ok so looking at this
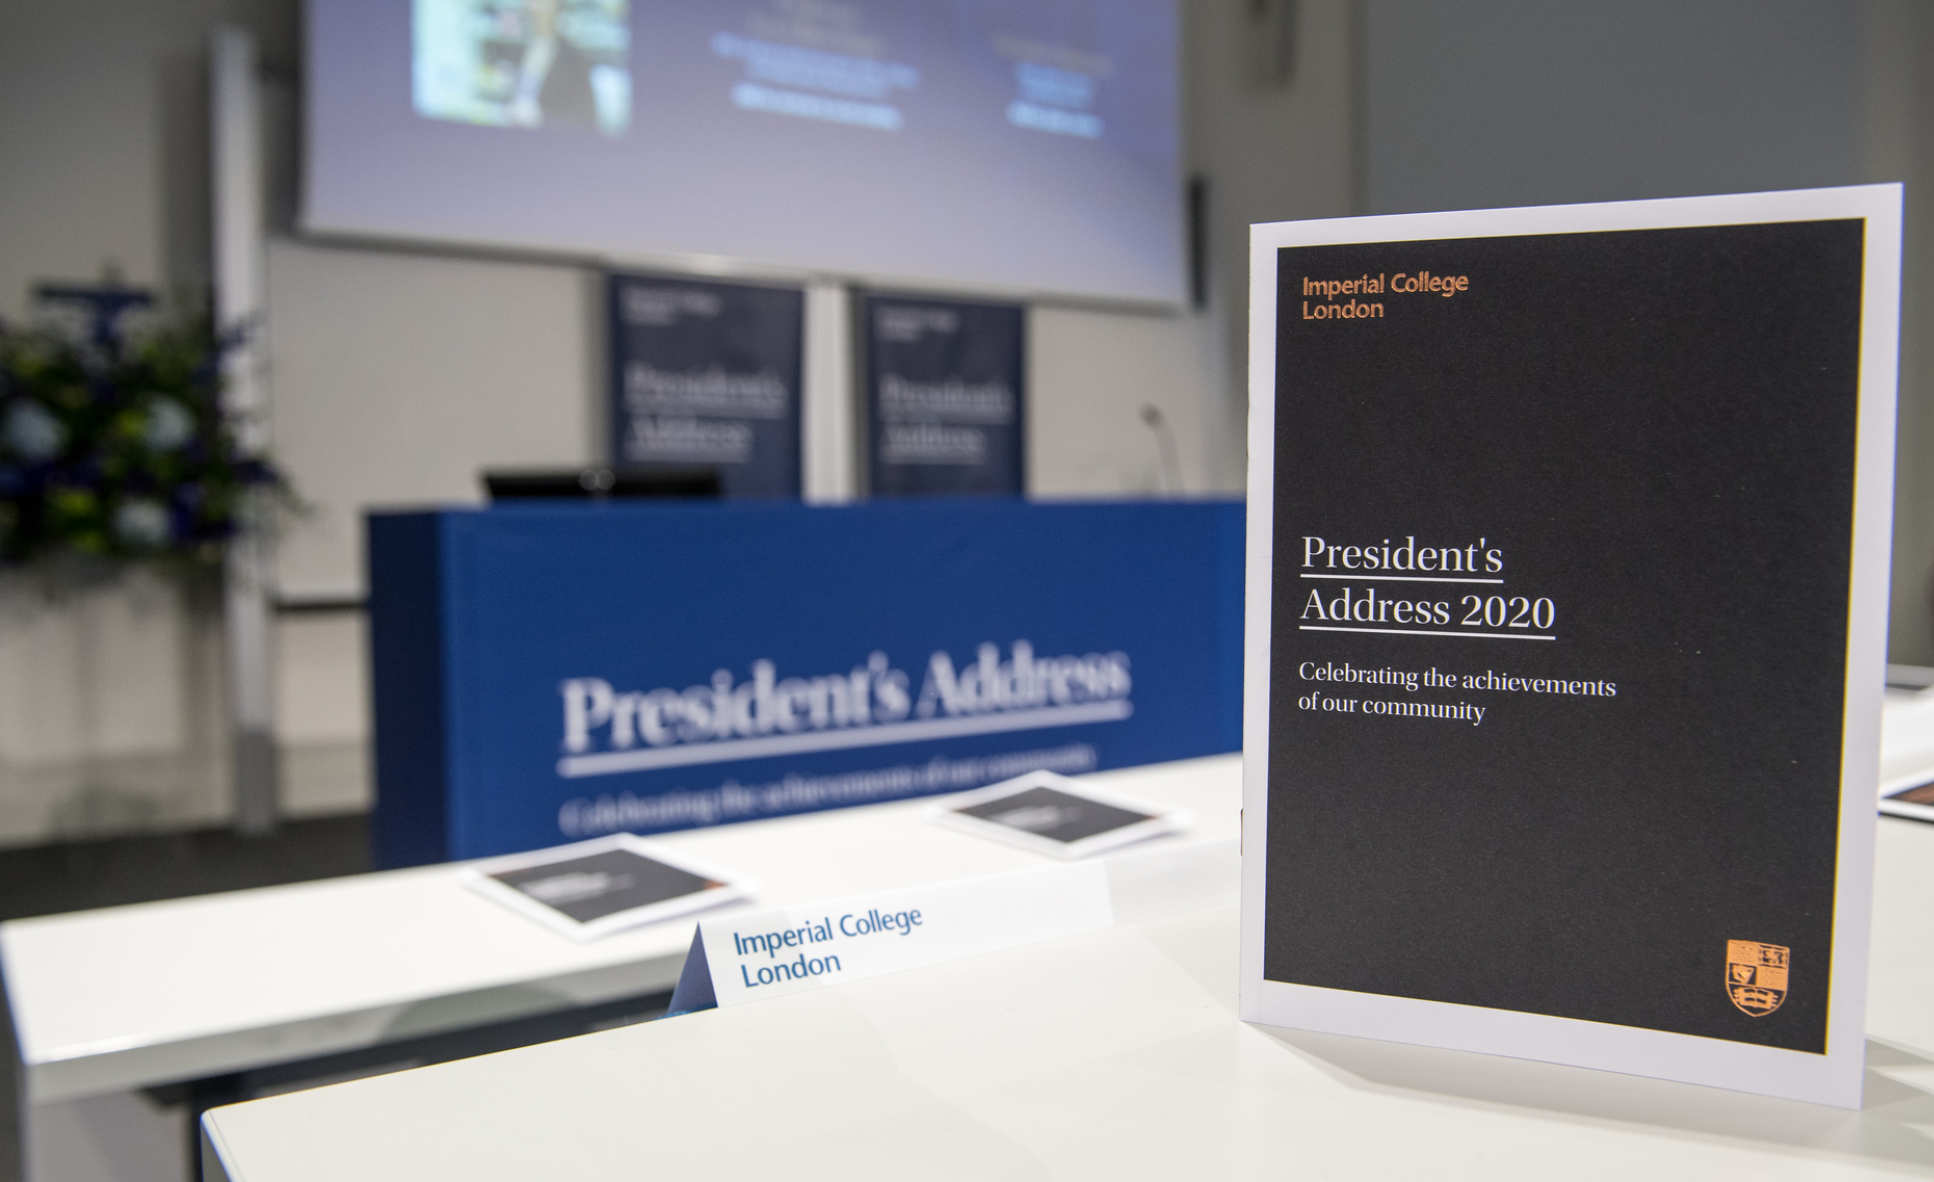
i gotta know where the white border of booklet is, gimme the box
[1240,185,1900,1108]
[931,770,1192,859]
[462,834,754,941]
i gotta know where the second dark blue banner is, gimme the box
[862,294,1026,497]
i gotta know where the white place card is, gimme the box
[677,862,1113,1010]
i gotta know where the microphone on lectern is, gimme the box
[1140,403,1182,496]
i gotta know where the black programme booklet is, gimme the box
[1239,186,1900,1107]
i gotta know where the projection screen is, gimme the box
[304,0,1184,305]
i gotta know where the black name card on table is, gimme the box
[1239,187,1901,1107]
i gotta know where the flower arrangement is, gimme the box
[0,294,285,572]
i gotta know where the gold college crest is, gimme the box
[1726,940,1789,1016]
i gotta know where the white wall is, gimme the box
[1864,1,1934,665]
[1360,0,1934,663]
[0,0,296,321]
[266,242,601,599]
[1185,0,1361,490]
[1363,1,1863,213]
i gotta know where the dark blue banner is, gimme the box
[368,501,1241,866]
[607,273,803,497]
[863,295,1025,497]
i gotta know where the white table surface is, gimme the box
[2,754,1241,1104]
[201,816,1934,1182]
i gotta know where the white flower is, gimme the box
[113,499,171,547]
[3,402,66,461]
[143,397,196,451]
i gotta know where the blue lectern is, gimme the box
[368,500,1242,866]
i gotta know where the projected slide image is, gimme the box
[413,0,632,135]
[310,0,1185,303]
[716,0,917,132]
[963,1,1117,142]
[1002,46,1106,139]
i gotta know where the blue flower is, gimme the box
[234,457,279,485]
[3,402,66,461]
[143,397,196,451]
